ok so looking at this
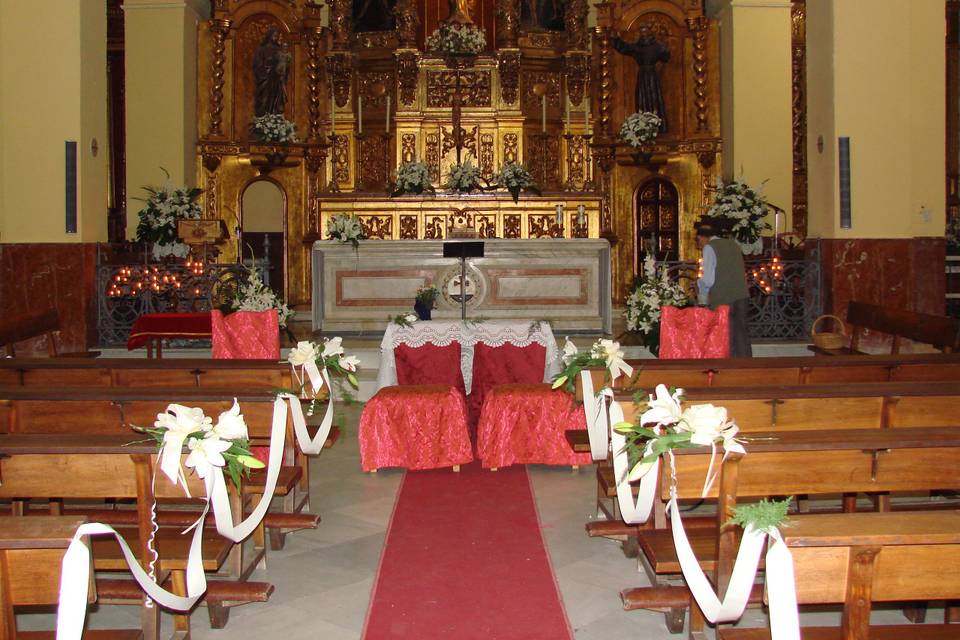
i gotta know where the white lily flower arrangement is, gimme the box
[389,313,418,327]
[444,160,483,193]
[393,161,435,196]
[287,337,360,390]
[625,255,688,356]
[614,383,744,482]
[552,337,634,393]
[704,176,772,255]
[426,22,486,56]
[251,113,298,144]
[134,169,202,261]
[227,268,295,328]
[495,162,540,203]
[619,111,662,148]
[133,400,264,492]
[327,213,366,248]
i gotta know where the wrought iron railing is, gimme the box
[659,248,821,341]
[96,245,248,346]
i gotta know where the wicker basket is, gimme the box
[811,314,847,350]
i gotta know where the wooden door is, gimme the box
[635,178,679,266]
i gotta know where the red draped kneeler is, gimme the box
[395,342,466,392]
[358,385,474,472]
[658,305,731,359]
[476,383,593,469]
[211,309,280,360]
[468,342,546,424]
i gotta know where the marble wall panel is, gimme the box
[817,237,946,352]
[0,243,98,355]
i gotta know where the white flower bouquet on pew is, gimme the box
[551,337,633,394]
[132,400,263,491]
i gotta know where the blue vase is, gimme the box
[414,299,432,321]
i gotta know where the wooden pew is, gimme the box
[0,358,297,389]
[717,511,960,640]
[810,301,960,355]
[618,428,960,635]
[573,352,960,400]
[0,434,274,638]
[0,309,99,359]
[0,516,141,640]
[0,387,336,550]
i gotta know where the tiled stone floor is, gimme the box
[18,402,940,638]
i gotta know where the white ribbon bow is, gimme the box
[579,369,613,461]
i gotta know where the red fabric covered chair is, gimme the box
[475,383,593,469]
[211,309,280,360]
[394,342,466,394]
[658,305,731,359]
[359,384,473,472]
[467,342,546,423]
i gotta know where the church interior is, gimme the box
[1,0,960,638]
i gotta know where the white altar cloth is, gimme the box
[376,319,562,393]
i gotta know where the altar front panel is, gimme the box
[312,239,611,334]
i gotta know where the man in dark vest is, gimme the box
[695,218,752,357]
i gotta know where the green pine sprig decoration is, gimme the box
[726,497,792,535]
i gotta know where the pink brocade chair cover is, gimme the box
[468,342,547,423]
[358,384,474,472]
[211,309,280,360]
[658,305,731,359]
[394,342,466,394]
[475,384,593,469]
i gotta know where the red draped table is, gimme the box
[359,385,473,472]
[658,305,730,359]
[476,384,593,469]
[126,312,212,358]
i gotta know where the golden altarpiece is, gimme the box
[194,0,720,309]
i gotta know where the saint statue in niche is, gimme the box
[612,25,671,133]
[520,0,564,31]
[352,0,397,31]
[252,28,291,117]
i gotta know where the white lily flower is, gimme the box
[338,355,361,372]
[155,404,212,434]
[287,341,318,367]
[404,313,418,324]
[596,339,634,381]
[561,337,578,364]
[678,404,731,446]
[321,336,344,358]
[184,433,232,479]
[640,384,683,427]
[213,399,248,441]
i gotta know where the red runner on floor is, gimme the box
[362,463,574,639]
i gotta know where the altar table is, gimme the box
[376,320,562,394]
[126,312,212,358]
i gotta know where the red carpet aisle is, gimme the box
[362,463,574,639]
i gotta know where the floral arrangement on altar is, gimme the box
[392,161,435,196]
[445,160,482,193]
[495,162,540,203]
[426,22,486,56]
[389,313,418,327]
[704,177,772,255]
[134,170,202,260]
[615,384,744,482]
[251,113,297,144]
[619,111,662,148]
[327,213,366,248]
[552,338,633,394]
[134,401,263,491]
[624,255,689,356]
[227,267,295,328]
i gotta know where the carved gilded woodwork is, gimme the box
[791,0,807,237]
[564,134,587,190]
[525,133,560,190]
[503,133,519,163]
[442,125,479,160]
[326,54,352,108]
[564,0,589,50]
[564,54,589,107]
[528,215,563,239]
[496,0,520,48]
[479,133,495,181]
[425,215,445,239]
[497,51,521,105]
[358,72,395,108]
[687,16,709,133]
[396,51,419,106]
[596,26,613,138]
[395,0,419,47]
[401,133,417,162]
[399,215,418,238]
[208,19,231,137]
[304,26,324,141]
[503,214,521,238]
[333,134,350,185]
[330,0,351,46]
[358,134,389,190]
[425,133,441,181]
[521,71,561,110]
[427,70,492,108]
[358,214,393,239]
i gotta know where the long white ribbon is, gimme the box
[56,396,291,639]
[610,400,661,524]
[579,370,612,461]
[291,364,335,455]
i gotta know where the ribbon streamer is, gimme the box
[290,364,335,455]
[610,400,660,524]
[57,396,291,638]
[579,370,612,461]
